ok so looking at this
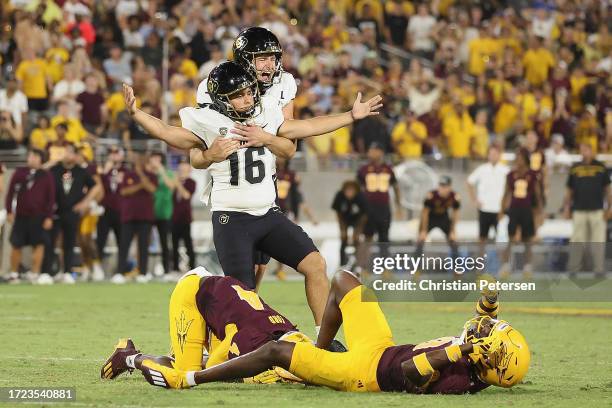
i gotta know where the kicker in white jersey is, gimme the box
[196,71,297,108]
[179,98,285,216]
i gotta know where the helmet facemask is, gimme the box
[213,80,261,121]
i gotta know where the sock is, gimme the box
[186,371,197,387]
[315,326,320,337]
[125,353,140,369]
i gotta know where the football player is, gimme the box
[194,27,298,285]
[415,175,461,264]
[122,61,381,330]
[138,270,530,394]
[196,27,296,120]
[101,266,310,382]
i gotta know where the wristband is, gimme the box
[413,353,434,376]
[444,344,462,363]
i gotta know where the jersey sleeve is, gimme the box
[424,192,435,208]
[179,107,213,148]
[280,72,298,107]
[467,165,481,186]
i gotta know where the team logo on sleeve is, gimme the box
[175,311,194,354]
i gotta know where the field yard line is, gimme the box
[422,304,612,317]
[1,356,104,362]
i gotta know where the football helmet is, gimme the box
[461,316,530,388]
[232,27,283,90]
[207,61,260,121]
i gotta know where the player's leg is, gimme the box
[212,211,257,288]
[117,222,135,274]
[32,244,45,274]
[257,211,328,325]
[61,214,79,274]
[96,211,110,258]
[316,269,362,349]
[136,221,152,275]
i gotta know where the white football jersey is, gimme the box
[179,98,286,216]
[196,71,297,109]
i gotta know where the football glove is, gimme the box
[140,359,190,389]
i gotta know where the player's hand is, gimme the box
[42,217,53,230]
[244,369,283,384]
[140,359,190,389]
[231,124,272,147]
[122,83,137,116]
[208,137,242,162]
[351,92,383,121]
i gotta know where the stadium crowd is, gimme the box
[0,0,610,282]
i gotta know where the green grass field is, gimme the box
[1,281,611,408]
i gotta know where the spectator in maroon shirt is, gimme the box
[171,161,196,272]
[5,149,55,282]
[97,146,126,261]
[113,153,157,283]
[357,142,401,244]
[76,74,107,135]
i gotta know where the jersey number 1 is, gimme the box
[229,147,266,186]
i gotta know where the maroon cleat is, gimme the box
[101,338,140,379]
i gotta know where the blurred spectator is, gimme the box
[5,149,54,284]
[467,145,509,255]
[357,142,401,246]
[97,147,125,262]
[114,153,157,283]
[0,77,28,126]
[341,28,369,68]
[407,3,436,59]
[416,176,460,261]
[522,36,556,87]
[564,143,611,277]
[76,74,107,135]
[407,73,442,117]
[352,115,389,154]
[471,109,489,159]
[44,143,100,283]
[103,45,132,84]
[391,108,426,159]
[51,100,88,144]
[0,110,23,149]
[332,180,367,266]
[443,100,474,159]
[15,48,52,112]
[30,115,56,150]
[172,161,196,273]
[198,46,225,81]
[149,152,174,275]
[52,64,85,103]
[545,134,572,171]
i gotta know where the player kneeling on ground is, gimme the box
[101,267,310,384]
[139,270,530,394]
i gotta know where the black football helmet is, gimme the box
[232,27,283,90]
[207,61,260,121]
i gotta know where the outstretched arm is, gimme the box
[123,84,203,150]
[190,137,242,169]
[278,93,383,140]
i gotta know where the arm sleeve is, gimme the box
[179,107,212,148]
[423,192,434,208]
[5,172,17,212]
[45,172,56,218]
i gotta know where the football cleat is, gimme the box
[140,359,189,389]
[101,338,140,380]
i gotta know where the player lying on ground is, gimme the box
[139,270,530,393]
[101,267,315,384]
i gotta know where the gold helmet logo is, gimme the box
[207,78,219,94]
[234,36,247,50]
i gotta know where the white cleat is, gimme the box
[135,273,152,283]
[111,273,127,284]
[36,273,54,285]
[92,263,105,282]
[61,273,76,284]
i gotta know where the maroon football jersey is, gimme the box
[521,147,546,174]
[195,276,297,358]
[101,165,126,211]
[376,337,489,394]
[357,162,397,205]
[424,190,460,217]
[275,168,296,214]
[507,170,538,208]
